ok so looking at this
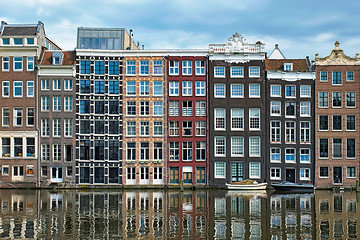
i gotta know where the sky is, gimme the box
[1,0,360,59]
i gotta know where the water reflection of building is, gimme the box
[316,191,359,239]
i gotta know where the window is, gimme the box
[195,121,206,136]
[2,38,9,45]
[300,168,310,180]
[231,84,244,98]
[14,57,23,71]
[153,81,163,96]
[26,108,34,126]
[332,71,342,85]
[214,162,227,179]
[300,85,311,97]
[270,121,281,143]
[195,81,205,96]
[249,108,260,130]
[41,144,50,161]
[169,142,180,160]
[270,168,281,180]
[109,61,119,75]
[319,92,329,107]
[153,60,163,75]
[231,66,244,77]
[64,96,73,111]
[169,101,179,116]
[153,121,163,136]
[2,138,10,157]
[27,81,34,97]
[271,85,281,97]
[13,108,23,126]
[53,96,61,111]
[215,136,226,156]
[140,122,150,136]
[127,122,136,136]
[14,81,23,97]
[195,60,205,75]
[41,119,49,136]
[2,81,9,97]
[80,100,90,114]
[270,148,281,163]
[14,38,23,45]
[126,143,136,161]
[126,81,136,96]
[95,100,105,114]
[127,101,136,116]
[347,167,356,178]
[94,80,105,94]
[214,66,225,77]
[285,85,296,98]
[249,137,260,157]
[27,57,34,71]
[140,101,150,116]
[109,100,119,114]
[140,60,149,75]
[140,142,150,161]
[80,80,90,93]
[347,115,356,131]
[183,142,193,161]
[182,81,192,96]
[195,101,206,116]
[285,148,296,162]
[320,71,328,81]
[214,84,225,98]
[2,108,10,126]
[285,102,295,117]
[14,138,23,157]
[140,81,149,96]
[231,137,244,157]
[333,115,342,131]
[182,60,192,75]
[285,121,296,143]
[300,102,311,116]
[231,108,244,130]
[214,108,226,130]
[249,162,260,178]
[109,120,119,135]
[109,80,119,94]
[319,138,329,158]
[169,121,179,136]
[53,119,61,137]
[196,142,206,161]
[64,119,73,137]
[169,81,179,96]
[347,138,356,158]
[283,63,293,71]
[320,167,329,178]
[249,84,260,98]
[169,60,179,75]
[182,101,193,116]
[346,92,356,107]
[270,101,281,116]
[319,115,329,130]
[41,79,49,90]
[249,66,260,77]
[80,60,90,74]
[95,61,105,74]
[333,138,342,158]
[300,149,310,163]
[183,121,193,136]
[2,57,9,71]
[347,71,354,81]
[126,61,136,75]
[153,101,163,116]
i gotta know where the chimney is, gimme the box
[142,45,144,50]
[129,29,133,50]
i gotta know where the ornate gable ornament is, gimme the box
[315,41,359,66]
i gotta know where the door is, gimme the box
[232,162,244,182]
[333,167,343,184]
[12,166,24,181]
[285,168,295,183]
[51,167,63,183]
[183,172,192,184]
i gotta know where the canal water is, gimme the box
[0,189,358,239]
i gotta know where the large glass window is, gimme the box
[94,81,105,94]
[126,61,136,75]
[2,81,10,97]
[109,61,119,75]
[285,102,295,117]
[95,61,105,74]
[109,80,119,94]
[140,60,149,75]
[333,138,342,158]
[333,115,342,131]
[270,148,281,163]
[231,137,244,157]
[249,84,260,98]
[182,101,192,116]
[80,60,91,74]
[80,80,90,93]
[285,85,296,98]
[249,108,260,130]
[231,108,244,130]
[300,121,310,143]
[285,148,296,162]
[196,142,206,161]
[182,142,193,161]
[215,108,226,130]
[249,66,260,77]
[169,142,180,161]
[14,57,23,71]
[332,71,342,85]
[270,101,281,116]
[13,108,23,126]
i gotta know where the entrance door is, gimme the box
[232,162,244,182]
[51,167,63,183]
[285,168,295,182]
[12,166,24,181]
[333,167,343,184]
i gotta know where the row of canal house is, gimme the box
[0,22,359,189]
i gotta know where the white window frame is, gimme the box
[53,119,61,137]
[249,136,260,157]
[126,122,136,137]
[249,66,260,78]
[230,66,244,78]
[182,81,192,96]
[249,108,260,130]
[300,168,310,180]
[270,101,281,116]
[64,96,73,112]
[169,60,179,75]
[270,120,281,143]
[300,121,311,143]
[13,81,23,97]
[64,79,73,91]
[27,56,34,71]
[153,81,163,96]
[153,101,163,116]
[271,85,281,97]
[64,119,73,137]
[300,85,311,97]
[195,81,206,96]
[169,81,179,96]
[270,168,281,180]
[214,136,226,157]
[214,66,225,78]
[214,108,226,130]
[214,84,225,98]
[195,60,205,75]
[231,84,244,98]
[195,101,206,116]
[300,102,311,117]
[249,84,260,98]
[285,148,296,163]
[27,81,34,97]
[285,121,296,143]
[300,148,311,163]
[53,96,61,111]
[214,162,226,178]
[126,61,136,76]
[2,81,10,97]
[41,119,49,137]
[231,108,244,131]
[2,57,10,71]
[13,57,23,71]
[53,79,61,91]
[249,162,261,179]
[182,60,192,75]
[231,136,244,157]
[270,148,281,163]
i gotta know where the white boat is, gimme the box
[226,182,268,190]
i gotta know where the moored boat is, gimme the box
[271,181,314,192]
[226,180,268,190]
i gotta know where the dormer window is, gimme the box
[54,57,60,65]
[27,38,34,45]
[52,51,64,65]
[2,38,10,45]
[14,38,23,45]
[283,63,293,71]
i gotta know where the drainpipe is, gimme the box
[36,63,40,188]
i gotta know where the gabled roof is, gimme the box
[40,51,75,66]
[268,44,286,59]
[266,59,310,72]
[1,26,38,36]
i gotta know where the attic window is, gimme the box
[52,51,64,65]
[14,38,23,45]
[2,38,10,45]
[284,63,293,71]
[53,56,60,65]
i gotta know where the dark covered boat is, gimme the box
[271,181,314,192]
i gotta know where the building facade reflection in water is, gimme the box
[0,189,359,239]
